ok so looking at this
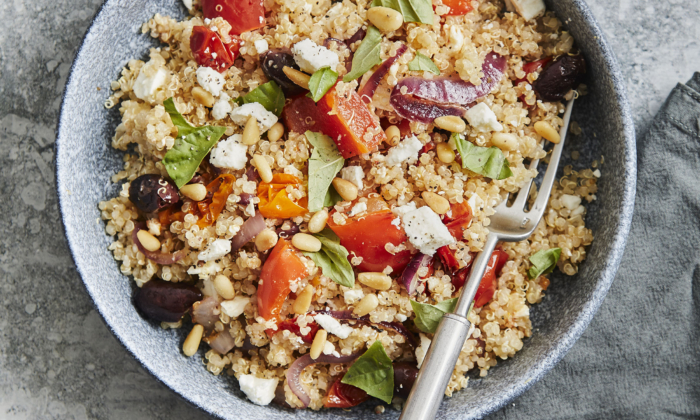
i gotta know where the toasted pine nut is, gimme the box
[192,86,215,107]
[308,210,329,233]
[434,116,467,133]
[310,329,328,359]
[283,66,310,90]
[385,125,401,146]
[293,285,314,315]
[292,233,322,252]
[267,122,285,142]
[331,178,358,202]
[242,116,260,145]
[358,272,392,291]
[183,324,204,357]
[436,142,455,163]
[136,230,161,252]
[491,133,519,151]
[534,121,561,144]
[367,7,404,33]
[214,275,235,300]
[180,183,207,201]
[252,154,273,183]
[255,228,278,252]
[354,293,379,317]
[422,191,450,215]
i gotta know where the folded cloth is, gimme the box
[488,75,700,419]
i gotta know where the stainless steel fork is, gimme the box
[400,98,576,420]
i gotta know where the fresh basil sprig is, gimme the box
[303,228,355,288]
[343,26,383,82]
[453,133,513,180]
[341,341,394,404]
[370,0,434,24]
[305,131,345,212]
[408,51,440,75]
[527,248,562,279]
[234,81,285,116]
[307,67,338,102]
[410,298,459,334]
[162,98,227,188]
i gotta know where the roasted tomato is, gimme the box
[201,0,266,36]
[471,249,509,308]
[441,0,474,16]
[197,174,235,228]
[273,318,320,343]
[281,94,320,134]
[323,375,369,408]
[190,26,236,72]
[437,245,461,272]
[516,57,552,84]
[257,174,308,219]
[443,201,473,241]
[257,239,308,320]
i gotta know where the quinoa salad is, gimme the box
[100,0,596,410]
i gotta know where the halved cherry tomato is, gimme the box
[437,245,461,272]
[201,0,266,36]
[443,201,473,241]
[323,375,369,408]
[516,57,553,84]
[257,174,308,219]
[190,26,236,72]
[197,174,235,228]
[456,249,508,308]
[269,317,320,343]
[257,238,308,320]
[441,0,474,16]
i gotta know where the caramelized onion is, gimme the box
[401,253,433,295]
[287,353,361,407]
[205,328,237,354]
[132,223,186,265]
[358,44,408,104]
[230,211,266,252]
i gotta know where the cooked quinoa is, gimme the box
[100,0,596,410]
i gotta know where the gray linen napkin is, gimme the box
[489,74,700,419]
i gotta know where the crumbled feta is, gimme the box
[571,205,586,217]
[340,166,364,190]
[467,194,482,217]
[395,314,407,322]
[198,239,231,261]
[560,194,582,210]
[385,135,422,166]
[349,202,367,217]
[391,217,401,227]
[209,134,248,170]
[220,296,250,318]
[238,374,278,406]
[344,288,365,305]
[508,0,546,21]
[447,25,464,52]
[196,66,225,97]
[593,169,601,178]
[402,206,455,256]
[392,202,417,218]
[133,60,167,103]
[465,103,503,133]
[182,0,193,11]
[322,341,336,355]
[416,334,432,369]
[291,39,340,73]
[314,314,354,339]
[211,92,232,120]
[254,39,269,54]
[229,102,278,133]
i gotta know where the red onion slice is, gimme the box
[230,211,266,252]
[205,328,237,354]
[287,352,361,408]
[192,296,221,331]
[401,253,433,296]
[313,310,418,347]
[358,44,407,104]
[132,223,186,265]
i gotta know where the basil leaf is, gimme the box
[453,133,513,180]
[163,98,227,188]
[306,67,338,102]
[370,0,433,24]
[234,81,285,116]
[408,52,440,75]
[410,298,458,334]
[306,131,345,212]
[303,228,355,288]
[527,248,562,279]
[343,26,383,82]
[341,341,394,404]
[323,184,343,207]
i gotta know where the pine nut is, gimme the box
[283,66,310,90]
[491,133,519,151]
[292,233,322,252]
[255,228,278,252]
[331,178,358,202]
[434,116,466,133]
[422,191,450,215]
[192,86,215,107]
[252,154,273,183]
[214,274,235,300]
[353,293,379,317]
[310,329,328,359]
[267,122,285,142]
[136,230,161,252]
[308,210,329,233]
[180,183,207,201]
[242,115,260,145]
[293,285,314,315]
[358,272,392,291]
[385,125,401,146]
[534,121,561,143]
[367,7,404,33]
[183,324,204,357]
[436,142,455,163]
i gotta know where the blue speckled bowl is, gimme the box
[55,0,636,418]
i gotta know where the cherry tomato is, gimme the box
[257,238,308,320]
[441,0,474,16]
[323,375,369,408]
[201,0,266,36]
[437,246,460,272]
[197,174,235,228]
[516,57,553,84]
[274,318,320,343]
[472,249,509,308]
[443,201,473,241]
[257,174,308,219]
[190,26,235,72]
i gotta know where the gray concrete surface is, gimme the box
[1,0,698,419]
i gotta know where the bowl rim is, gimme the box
[55,0,636,418]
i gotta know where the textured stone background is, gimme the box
[1,0,699,419]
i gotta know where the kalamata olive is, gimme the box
[533,54,587,102]
[134,279,202,322]
[238,193,254,206]
[260,49,306,96]
[393,362,419,399]
[128,174,180,213]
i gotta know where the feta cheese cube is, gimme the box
[509,0,546,21]
[198,239,231,261]
[402,206,455,256]
[313,314,354,339]
[465,103,503,133]
[209,134,248,170]
[385,135,422,166]
[291,39,340,73]
[349,202,367,217]
[343,288,365,305]
[392,202,417,218]
[196,66,225,97]
[229,102,278,133]
[238,374,278,406]
[220,296,250,318]
[560,194,582,210]
[211,92,232,120]
[182,0,193,11]
[322,341,336,355]
[340,166,364,190]
[133,60,167,103]
[254,39,269,54]
[415,334,432,369]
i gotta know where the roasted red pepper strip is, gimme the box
[201,0,266,36]
[323,375,369,408]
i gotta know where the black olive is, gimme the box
[134,279,203,323]
[260,49,306,96]
[533,54,587,102]
[128,174,180,213]
[393,362,419,399]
